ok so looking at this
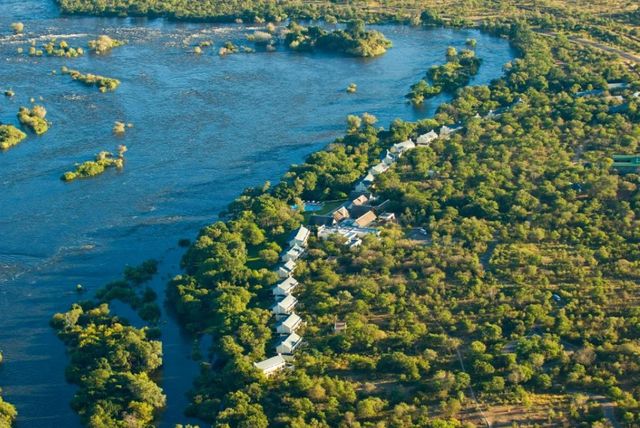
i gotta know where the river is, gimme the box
[0,1,515,426]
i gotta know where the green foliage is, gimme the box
[0,125,27,150]
[61,149,125,181]
[407,79,442,106]
[285,20,392,57]
[0,396,17,427]
[428,48,481,92]
[95,260,161,324]
[17,105,49,135]
[51,303,165,427]
[0,351,17,427]
[61,66,121,92]
[164,18,640,427]
[406,47,482,105]
[32,38,84,57]
[88,35,125,54]
[48,1,640,425]
[10,22,24,34]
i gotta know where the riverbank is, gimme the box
[0,8,515,426]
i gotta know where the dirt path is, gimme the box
[590,394,622,428]
[538,31,640,65]
[453,346,493,427]
[571,37,640,64]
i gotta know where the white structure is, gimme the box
[439,125,462,138]
[277,312,303,334]
[355,172,375,193]
[290,225,310,248]
[276,333,303,355]
[369,162,390,176]
[281,244,305,263]
[382,151,395,166]
[390,139,416,156]
[273,294,297,315]
[607,82,628,90]
[278,260,296,278]
[378,212,396,223]
[273,277,298,297]
[417,130,438,146]
[254,354,286,376]
[347,236,362,248]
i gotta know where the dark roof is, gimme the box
[309,215,335,226]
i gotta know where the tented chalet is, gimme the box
[355,172,375,193]
[289,225,310,248]
[277,260,296,278]
[276,333,303,355]
[369,162,390,176]
[273,277,298,297]
[276,312,303,335]
[254,354,287,376]
[390,139,416,156]
[281,244,305,263]
[439,125,462,138]
[272,294,297,315]
[417,130,438,145]
[378,212,396,223]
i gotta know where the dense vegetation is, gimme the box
[88,35,125,55]
[22,38,84,57]
[0,125,27,150]
[61,146,126,181]
[285,20,391,57]
[160,17,640,427]
[51,303,165,427]
[95,260,162,325]
[0,352,17,428]
[17,105,49,135]
[0,393,16,428]
[407,47,482,106]
[43,0,640,426]
[61,66,121,92]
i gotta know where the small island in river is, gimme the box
[285,20,392,57]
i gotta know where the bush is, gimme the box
[0,124,27,150]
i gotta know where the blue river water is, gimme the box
[0,1,516,426]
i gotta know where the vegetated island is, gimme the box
[218,40,255,56]
[0,367,17,427]
[51,302,165,427]
[0,124,27,150]
[17,105,49,135]
[407,47,482,106]
[285,20,392,57]
[61,145,126,181]
[20,38,84,58]
[88,34,125,54]
[53,258,164,426]
[61,66,121,92]
[95,259,162,326]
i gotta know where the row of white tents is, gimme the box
[354,126,460,193]
[254,226,310,376]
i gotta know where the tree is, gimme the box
[10,22,24,34]
[357,397,386,419]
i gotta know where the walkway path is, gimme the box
[538,31,640,65]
